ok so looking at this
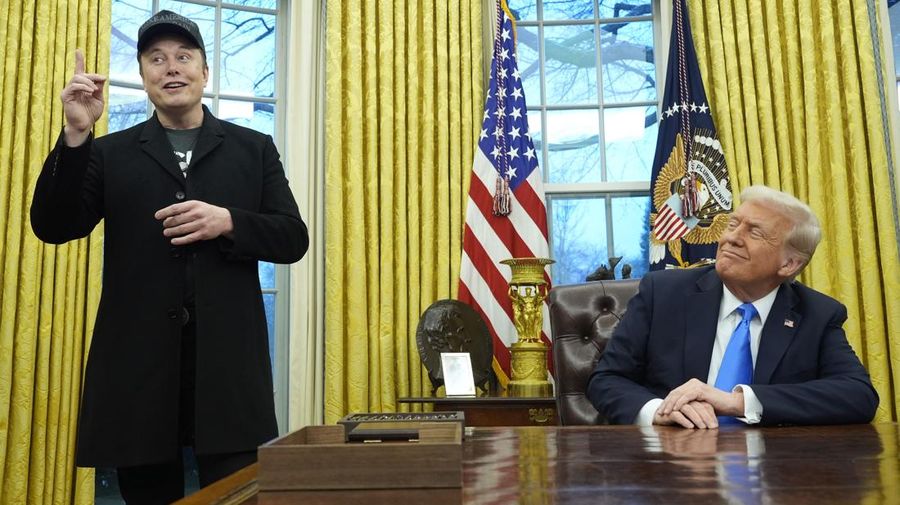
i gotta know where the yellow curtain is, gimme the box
[323,0,484,422]
[687,0,900,421]
[0,1,109,503]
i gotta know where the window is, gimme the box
[507,0,660,284]
[100,0,284,501]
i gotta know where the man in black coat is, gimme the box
[30,10,308,504]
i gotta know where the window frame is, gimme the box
[509,0,664,283]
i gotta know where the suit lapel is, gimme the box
[683,268,723,381]
[754,282,800,384]
[139,114,185,186]
[138,106,225,184]
[189,106,225,170]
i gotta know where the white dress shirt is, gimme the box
[634,285,780,426]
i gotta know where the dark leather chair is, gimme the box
[548,278,640,425]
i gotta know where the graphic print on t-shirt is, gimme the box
[175,149,193,177]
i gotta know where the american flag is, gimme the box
[457,1,551,386]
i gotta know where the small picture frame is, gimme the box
[441,352,476,397]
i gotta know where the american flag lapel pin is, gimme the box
[784,319,795,328]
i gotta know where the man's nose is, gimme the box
[722,226,743,244]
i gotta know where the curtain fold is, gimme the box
[324,0,484,422]
[687,0,900,421]
[0,1,109,503]
[285,0,326,430]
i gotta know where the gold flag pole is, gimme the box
[501,257,554,397]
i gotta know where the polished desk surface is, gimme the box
[178,423,900,505]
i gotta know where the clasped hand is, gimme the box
[155,201,234,245]
[653,378,745,429]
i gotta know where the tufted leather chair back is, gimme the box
[548,278,640,425]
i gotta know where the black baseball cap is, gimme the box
[137,10,205,58]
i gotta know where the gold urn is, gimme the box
[500,257,554,398]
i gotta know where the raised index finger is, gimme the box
[74,49,85,75]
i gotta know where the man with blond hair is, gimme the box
[588,185,877,427]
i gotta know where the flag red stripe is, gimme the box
[468,174,537,258]
[463,224,516,322]
[511,181,548,241]
[663,220,689,240]
[656,208,689,240]
[458,282,510,372]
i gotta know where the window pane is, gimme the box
[111,0,151,85]
[517,25,542,107]
[549,195,608,285]
[108,86,148,133]
[221,8,277,97]
[218,100,275,136]
[598,0,652,19]
[603,105,657,181]
[158,0,216,93]
[546,109,600,183]
[259,261,275,289]
[611,195,650,279]
[263,293,276,379]
[543,0,594,21]
[506,0,537,21]
[544,25,597,105]
[225,0,278,9]
[600,20,656,103]
[516,26,541,110]
[96,468,120,503]
[528,108,544,161]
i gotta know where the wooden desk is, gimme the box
[177,423,900,505]
[399,395,557,426]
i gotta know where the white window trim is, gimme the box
[284,0,326,430]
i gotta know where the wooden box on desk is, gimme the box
[257,423,462,496]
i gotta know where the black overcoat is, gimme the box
[31,106,309,467]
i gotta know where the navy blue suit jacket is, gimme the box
[587,266,878,426]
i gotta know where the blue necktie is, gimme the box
[715,303,757,425]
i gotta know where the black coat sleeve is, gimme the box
[221,135,309,264]
[30,132,104,244]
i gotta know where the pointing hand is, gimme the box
[60,49,107,146]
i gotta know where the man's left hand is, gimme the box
[659,378,745,418]
[155,200,234,245]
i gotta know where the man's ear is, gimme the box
[778,253,805,279]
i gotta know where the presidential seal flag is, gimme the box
[457,0,551,386]
[649,0,732,270]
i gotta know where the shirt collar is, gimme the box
[719,284,780,326]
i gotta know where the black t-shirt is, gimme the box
[165,127,201,177]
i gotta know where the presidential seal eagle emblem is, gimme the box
[650,128,732,267]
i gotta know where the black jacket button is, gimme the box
[170,247,182,258]
[167,309,179,319]
[175,191,186,200]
